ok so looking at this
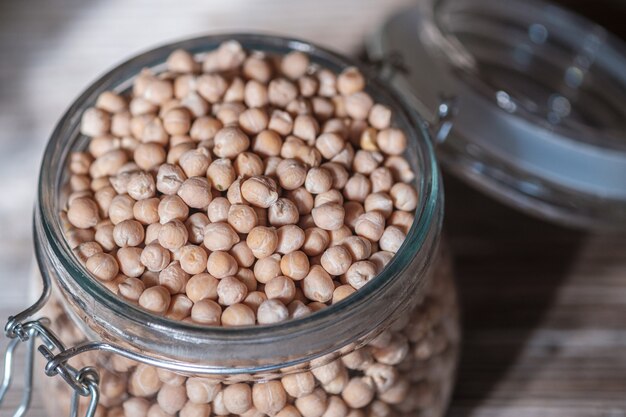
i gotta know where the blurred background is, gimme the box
[1,0,626,416]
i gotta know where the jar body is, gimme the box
[38,247,459,417]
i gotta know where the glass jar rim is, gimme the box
[35,33,443,371]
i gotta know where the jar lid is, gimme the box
[367,0,626,229]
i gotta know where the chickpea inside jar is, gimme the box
[4,35,459,417]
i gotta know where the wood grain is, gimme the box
[1,1,626,416]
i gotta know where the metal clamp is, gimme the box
[1,269,100,417]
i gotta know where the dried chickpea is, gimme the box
[275,225,305,254]
[320,246,352,276]
[223,384,253,414]
[285,187,314,215]
[178,245,209,275]
[345,261,377,290]
[241,176,279,208]
[158,219,189,250]
[186,377,221,404]
[158,195,189,224]
[67,198,100,229]
[315,133,344,160]
[265,275,296,304]
[235,152,265,177]
[337,67,365,96]
[203,222,240,251]
[388,210,414,234]
[389,183,418,212]
[134,143,166,171]
[257,299,289,324]
[179,402,211,417]
[314,190,343,207]
[276,159,307,191]
[133,198,160,225]
[185,273,219,302]
[179,148,211,178]
[214,126,250,158]
[302,265,334,303]
[311,203,345,231]
[332,285,356,304]
[280,251,310,280]
[117,247,145,277]
[189,116,222,141]
[236,268,257,292]
[191,299,222,325]
[378,226,406,253]
[221,303,256,327]
[177,177,211,209]
[239,108,269,134]
[86,252,119,281]
[302,227,330,256]
[305,167,332,194]
[159,261,190,294]
[328,225,352,247]
[217,276,248,305]
[138,285,171,314]
[354,212,385,242]
[343,201,364,230]
[269,198,300,226]
[207,251,239,279]
[141,242,171,272]
[230,241,255,267]
[246,225,278,259]
[156,164,186,195]
[113,219,144,247]
[207,197,231,223]
[295,389,327,417]
[253,254,282,284]
[81,107,110,137]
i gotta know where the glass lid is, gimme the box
[367,0,626,230]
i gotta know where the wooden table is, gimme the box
[1,1,625,416]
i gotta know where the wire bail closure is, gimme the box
[1,267,100,417]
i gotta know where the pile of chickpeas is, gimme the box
[51,40,461,417]
[63,40,418,327]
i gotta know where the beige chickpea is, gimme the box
[345,261,377,290]
[388,211,414,234]
[246,226,278,259]
[81,107,111,137]
[275,159,306,191]
[370,167,394,193]
[69,175,91,192]
[314,190,343,207]
[73,241,103,262]
[257,299,289,324]
[196,73,227,103]
[280,251,310,280]
[123,397,150,417]
[186,377,221,404]
[156,163,186,195]
[110,112,132,138]
[330,142,354,168]
[221,205,256,235]
[157,383,187,415]
[223,383,253,414]
[341,236,372,261]
[345,92,373,121]
[162,107,191,136]
[354,212,385,242]
[252,381,287,416]
[341,377,374,409]
[185,273,219,302]
[217,276,248,306]
[216,101,247,126]
[143,78,173,105]
[221,303,256,327]
[189,115,222,141]
[243,54,272,83]
[359,127,379,152]
[286,97,311,116]
[69,152,92,175]
[368,104,391,130]
[214,126,250,158]
[113,219,144,247]
[281,135,306,159]
[332,285,356,304]
[288,300,312,319]
[304,167,333,195]
[311,203,345,231]
[166,48,197,73]
[268,77,298,108]
[268,198,299,226]
[141,270,160,288]
[133,144,165,172]
[368,251,394,274]
[293,114,319,143]
[191,299,222,325]
[203,222,240,251]
[320,245,352,276]
[285,187,313,215]
[178,245,208,275]
[299,76,319,98]
[234,152,264,178]
[315,133,345,160]
[239,108,269,134]
[96,91,127,114]
[95,223,116,251]
[67,197,100,229]
[241,176,280,208]
[267,109,293,136]
[281,372,315,399]
[337,67,365,95]
[117,247,145,278]
[205,159,235,192]
[158,219,189,250]
[302,265,334,303]
[363,192,394,219]
[158,195,189,224]
[141,243,171,272]
[129,364,163,397]
[253,254,282,284]
[310,360,342,384]
[227,243,254,270]
[281,51,309,79]
[207,251,238,279]
[207,197,231,223]
[378,226,406,253]
[133,198,159,225]
[264,275,296,304]
[177,177,212,209]
[243,291,267,314]
[311,97,334,122]
[138,285,171,315]
[159,261,190,294]
[183,213,209,245]
[383,159,414,186]
[295,388,328,417]
[275,225,305,255]
[224,77,245,102]
[244,80,269,108]
[316,68,337,97]
[94,185,116,217]
[389,183,418,212]
[376,128,407,156]
[179,148,211,178]
[86,252,119,281]
[343,174,371,203]
[252,130,283,157]
[302,227,330,257]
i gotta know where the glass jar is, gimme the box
[2,34,460,417]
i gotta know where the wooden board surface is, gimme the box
[1,1,625,416]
